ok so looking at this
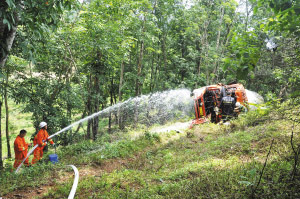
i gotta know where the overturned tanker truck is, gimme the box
[191,83,249,125]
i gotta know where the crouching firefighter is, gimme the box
[32,122,55,164]
[220,91,235,122]
[234,102,248,116]
[14,130,32,169]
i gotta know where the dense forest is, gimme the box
[0,0,300,198]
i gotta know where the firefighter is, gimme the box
[32,122,55,164]
[220,91,235,121]
[14,130,32,169]
[234,102,248,115]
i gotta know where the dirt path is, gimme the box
[2,149,150,199]
[3,185,53,199]
[3,122,191,199]
[2,168,74,199]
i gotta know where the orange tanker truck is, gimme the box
[191,83,248,125]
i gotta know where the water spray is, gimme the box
[15,88,194,173]
[12,87,264,198]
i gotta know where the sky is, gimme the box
[235,0,248,14]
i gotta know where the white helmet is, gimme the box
[235,102,241,107]
[39,121,47,128]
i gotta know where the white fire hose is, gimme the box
[14,102,122,196]
[15,144,79,198]
[16,108,111,173]
[68,165,79,199]
[15,144,39,173]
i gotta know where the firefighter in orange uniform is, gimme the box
[14,129,32,169]
[32,122,55,164]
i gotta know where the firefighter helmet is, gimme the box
[39,122,47,128]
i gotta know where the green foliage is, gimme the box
[1,0,76,33]
[2,0,300,197]
[254,0,300,35]
[27,105,299,199]
[144,131,161,142]
[1,101,300,198]
[0,0,78,62]
[223,31,262,81]
[56,130,160,166]
[230,107,271,131]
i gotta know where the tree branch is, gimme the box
[291,122,297,154]
[252,138,274,198]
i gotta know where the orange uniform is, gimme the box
[14,135,30,168]
[31,129,54,164]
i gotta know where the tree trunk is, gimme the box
[5,75,11,158]
[92,75,100,140]
[245,0,249,32]
[204,21,210,85]
[135,33,145,128]
[86,75,92,139]
[0,101,3,169]
[108,74,114,133]
[150,52,154,92]
[196,27,202,88]
[153,50,160,91]
[136,18,146,97]
[87,117,92,139]
[212,6,225,82]
[0,23,17,69]
[118,61,124,129]
[135,40,144,96]
[66,73,73,142]
[74,106,87,135]
[162,34,168,87]
[92,112,99,140]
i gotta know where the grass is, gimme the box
[1,99,35,164]
[0,129,161,196]
[1,101,300,198]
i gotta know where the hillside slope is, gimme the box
[1,105,300,199]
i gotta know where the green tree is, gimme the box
[0,0,76,69]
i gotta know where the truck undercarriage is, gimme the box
[192,83,248,125]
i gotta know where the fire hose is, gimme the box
[16,109,108,173]
[14,110,108,198]
[15,143,79,198]
[14,100,122,197]
[68,165,79,199]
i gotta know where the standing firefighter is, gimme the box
[14,130,32,169]
[220,91,235,121]
[32,122,55,164]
